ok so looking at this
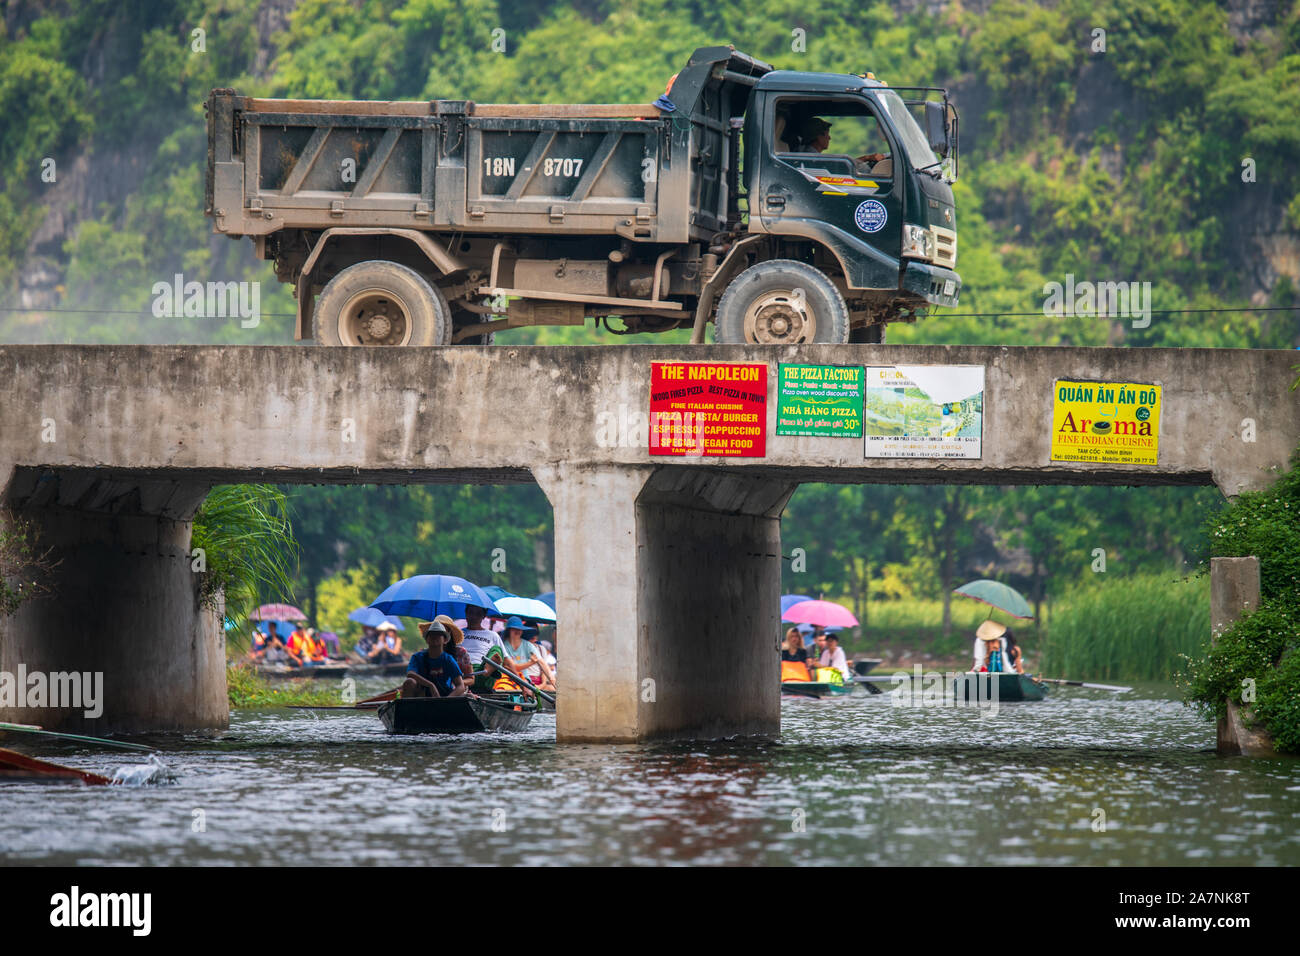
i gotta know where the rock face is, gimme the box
[13,0,300,315]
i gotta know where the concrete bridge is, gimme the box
[1,344,1296,742]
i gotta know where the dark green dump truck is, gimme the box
[205,46,959,346]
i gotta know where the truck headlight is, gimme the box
[902,223,934,261]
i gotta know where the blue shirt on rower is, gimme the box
[407,650,462,696]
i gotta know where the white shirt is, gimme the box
[819,646,850,678]
[461,628,504,665]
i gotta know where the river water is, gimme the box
[2,683,1297,866]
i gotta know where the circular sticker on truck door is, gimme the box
[854,200,888,233]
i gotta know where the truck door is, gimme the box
[758,94,902,267]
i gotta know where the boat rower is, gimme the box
[401,620,467,699]
[973,620,1018,673]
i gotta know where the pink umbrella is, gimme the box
[252,603,307,621]
[782,599,859,628]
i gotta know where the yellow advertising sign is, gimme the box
[1051,380,1161,466]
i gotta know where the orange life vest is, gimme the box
[781,661,812,682]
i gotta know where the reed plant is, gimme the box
[191,485,300,632]
[1040,572,1209,681]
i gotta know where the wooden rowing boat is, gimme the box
[256,663,351,679]
[952,672,1049,702]
[0,747,113,785]
[343,661,410,677]
[377,695,538,735]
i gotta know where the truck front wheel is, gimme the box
[313,260,451,347]
[714,260,849,345]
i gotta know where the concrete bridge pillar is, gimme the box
[536,464,794,742]
[0,468,227,734]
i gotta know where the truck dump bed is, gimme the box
[207,49,768,247]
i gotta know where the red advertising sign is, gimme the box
[649,362,768,457]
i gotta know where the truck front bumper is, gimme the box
[902,261,961,309]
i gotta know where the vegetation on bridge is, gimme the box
[1183,446,1300,752]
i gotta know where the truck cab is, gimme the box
[745,71,959,314]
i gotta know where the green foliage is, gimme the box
[1041,571,1210,681]
[226,661,343,708]
[1202,448,1300,600]
[1181,593,1300,750]
[192,485,300,629]
[1183,447,1300,751]
[0,512,58,617]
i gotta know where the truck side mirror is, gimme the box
[925,101,949,158]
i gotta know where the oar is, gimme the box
[1036,678,1132,692]
[0,721,156,753]
[352,668,492,708]
[483,652,555,708]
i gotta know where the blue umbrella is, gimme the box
[535,591,556,610]
[348,606,404,630]
[482,585,516,603]
[370,574,499,621]
[255,620,298,641]
[781,594,814,618]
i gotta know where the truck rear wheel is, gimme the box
[313,260,451,347]
[714,260,849,345]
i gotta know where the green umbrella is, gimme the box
[953,579,1034,619]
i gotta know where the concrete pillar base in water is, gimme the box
[0,468,227,734]
[1210,556,1276,757]
[536,464,793,743]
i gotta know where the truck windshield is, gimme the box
[873,89,939,171]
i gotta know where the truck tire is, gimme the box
[850,324,886,343]
[714,260,849,345]
[313,260,451,347]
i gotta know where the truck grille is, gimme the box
[932,225,957,269]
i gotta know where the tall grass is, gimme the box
[840,572,1209,681]
[1040,572,1209,681]
[191,485,300,631]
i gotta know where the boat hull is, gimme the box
[256,663,351,679]
[952,672,1048,702]
[377,696,537,734]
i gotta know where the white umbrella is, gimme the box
[492,595,557,623]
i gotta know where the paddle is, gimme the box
[483,650,555,708]
[351,667,494,708]
[1037,678,1132,692]
[0,721,156,753]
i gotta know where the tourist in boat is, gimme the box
[973,620,1017,673]
[284,621,310,666]
[460,603,506,690]
[497,617,556,691]
[287,622,327,666]
[818,632,851,679]
[537,638,557,678]
[369,621,404,663]
[460,603,505,665]
[352,624,378,662]
[315,629,341,659]
[426,615,474,686]
[781,627,812,681]
[400,620,467,699]
[810,626,828,659]
[1002,628,1025,674]
[250,622,286,661]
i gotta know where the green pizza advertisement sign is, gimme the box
[776,364,864,438]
